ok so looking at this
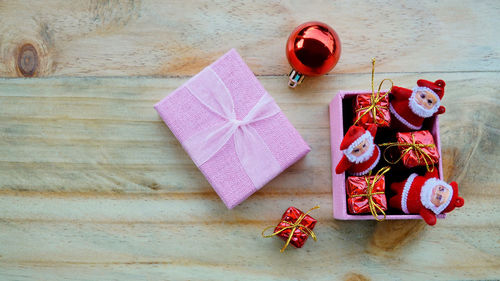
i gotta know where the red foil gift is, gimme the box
[395,130,439,169]
[353,92,390,128]
[347,173,387,218]
[269,206,318,251]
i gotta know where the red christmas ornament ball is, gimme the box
[286,21,341,79]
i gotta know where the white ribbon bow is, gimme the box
[183,67,282,188]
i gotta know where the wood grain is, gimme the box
[0,0,499,77]
[0,73,499,280]
[1,0,499,280]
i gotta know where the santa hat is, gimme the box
[340,126,368,150]
[416,79,446,100]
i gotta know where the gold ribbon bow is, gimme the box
[379,133,436,172]
[261,205,319,253]
[349,166,390,221]
[354,58,393,126]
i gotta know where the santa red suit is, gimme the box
[390,79,446,131]
[335,125,380,176]
[389,171,464,225]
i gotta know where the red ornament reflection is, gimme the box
[286,21,341,88]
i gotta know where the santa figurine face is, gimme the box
[343,131,376,165]
[408,86,441,118]
[430,184,450,207]
[350,138,370,157]
[415,89,438,110]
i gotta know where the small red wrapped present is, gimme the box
[346,167,389,220]
[353,92,390,128]
[262,206,318,252]
[395,130,439,169]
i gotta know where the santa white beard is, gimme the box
[343,131,375,164]
[408,87,441,118]
[420,178,453,215]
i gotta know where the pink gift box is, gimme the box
[329,90,445,220]
[155,49,310,209]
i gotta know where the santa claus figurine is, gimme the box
[335,124,380,176]
[389,79,446,131]
[389,171,465,225]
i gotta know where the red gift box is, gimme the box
[395,130,440,169]
[347,173,387,218]
[274,206,317,250]
[352,92,390,128]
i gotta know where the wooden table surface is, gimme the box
[1,1,499,280]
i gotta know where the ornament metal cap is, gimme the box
[288,69,305,88]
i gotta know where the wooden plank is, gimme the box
[0,195,498,280]
[0,73,499,279]
[0,73,498,195]
[0,0,499,77]
[0,191,497,226]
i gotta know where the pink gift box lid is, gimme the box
[155,49,311,209]
[329,90,445,220]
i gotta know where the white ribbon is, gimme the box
[183,67,281,188]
